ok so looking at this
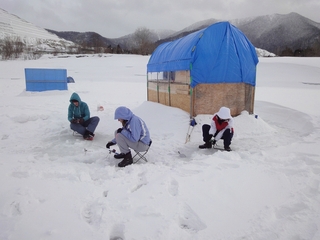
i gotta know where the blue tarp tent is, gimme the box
[25,68,68,92]
[146,22,259,116]
[147,21,258,87]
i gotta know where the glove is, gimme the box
[211,139,217,145]
[117,128,123,133]
[71,119,78,123]
[106,141,116,149]
[79,118,84,124]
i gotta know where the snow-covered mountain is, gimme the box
[169,18,220,37]
[153,29,176,41]
[0,8,75,52]
[255,48,276,57]
[2,8,319,56]
[164,12,320,56]
[233,12,320,56]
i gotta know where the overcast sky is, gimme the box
[1,0,320,38]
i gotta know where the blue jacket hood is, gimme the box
[69,92,81,103]
[114,106,133,120]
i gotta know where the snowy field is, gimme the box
[0,54,320,240]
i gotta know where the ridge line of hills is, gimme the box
[46,12,320,56]
[1,8,320,56]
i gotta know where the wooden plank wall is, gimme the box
[147,71,255,116]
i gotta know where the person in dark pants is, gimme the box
[68,92,100,140]
[199,106,234,151]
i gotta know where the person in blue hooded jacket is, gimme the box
[106,106,151,167]
[68,92,100,140]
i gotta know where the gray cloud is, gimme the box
[1,0,319,38]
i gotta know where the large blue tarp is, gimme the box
[25,68,67,91]
[147,22,259,87]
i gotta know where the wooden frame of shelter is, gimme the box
[147,70,255,117]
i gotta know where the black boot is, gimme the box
[83,130,94,140]
[199,142,212,149]
[224,146,232,152]
[118,152,133,167]
[114,153,126,159]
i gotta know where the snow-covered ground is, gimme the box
[0,54,319,240]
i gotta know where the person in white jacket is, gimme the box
[199,106,234,151]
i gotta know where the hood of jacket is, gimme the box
[69,92,81,103]
[114,106,133,120]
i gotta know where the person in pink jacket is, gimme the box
[199,106,234,151]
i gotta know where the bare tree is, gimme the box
[130,27,156,55]
[13,36,24,58]
[2,36,14,59]
[116,44,123,54]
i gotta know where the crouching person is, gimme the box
[199,106,234,151]
[106,106,151,167]
[68,92,100,140]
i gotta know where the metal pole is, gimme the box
[157,72,159,103]
[146,71,149,101]
[189,64,193,118]
[168,73,171,106]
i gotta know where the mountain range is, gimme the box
[151,12,320,56]
[45,12,320,56]
[1,8,320,56]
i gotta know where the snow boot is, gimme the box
[114,152,126,159]
[118,152,133,167]
[199,142,212,149]
[83,130,94,140]
[224,146,232,152]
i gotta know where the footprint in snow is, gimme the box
[82,202,105,227]
[178,203,207,232]
[110,223,125,240]
[168,178,179,196]
[2,134,9,140]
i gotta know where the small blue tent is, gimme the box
[67,76,75,83]
[147,21,259,116]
